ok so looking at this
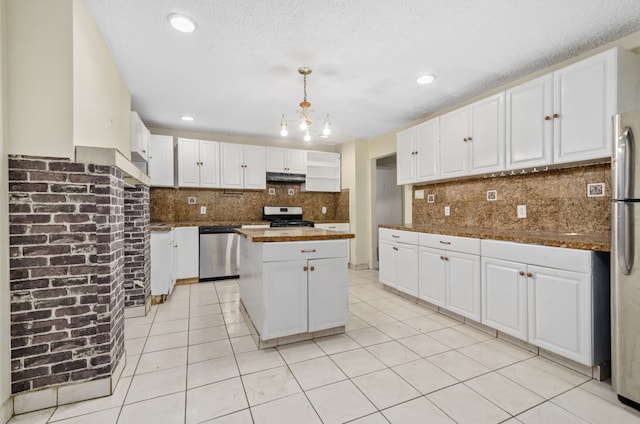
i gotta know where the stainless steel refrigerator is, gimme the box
[612,110,640,410]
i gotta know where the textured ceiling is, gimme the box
[85,0,640,145]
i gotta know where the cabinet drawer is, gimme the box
[481,240,591,273]
[379,228,419,244]
[419,233,480,255]
[263,240,348,262]
[316,223,350,232]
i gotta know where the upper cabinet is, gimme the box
[177,138,220,188]
[305,151,341,192]
[266,147,307,174]
[130,111,150,162]
[397,118,439,185]
[148,135,175,187]
[220,143,266,190]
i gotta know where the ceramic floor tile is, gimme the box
[220,301,241,313]
[314,334,361,355]
[349,302,379,316]
[352,368,421,409]
[375,321,420,339]
[187,354,239,389]
[218,292,240,303]
[330,348,387,378]
[235,348,285,375]
[143,331,189,353]
[223,310,245,325]
[428,327,479,349]
[121,354,139,378]
[347,327,392,346]
[454,324,496,342]
[186,377,249,424]
[427,313,464,327]
[188,325,229,345]
[124,323,151,340]
[190,294,220,307]
[288,356,347,390]
[347,412,390,424]
[242,366,301,406]
[428,383,511,424]
[383,396,457,424]
[392,358,458,394]
[188,339,234,364]
[226,322,251,338]
[367,340,421,367]
[427,350,491,381]
[525,356,591,386]
[366,297,403,310]
[149,318,189,336]
[383,306,422,321]
[190,304,223,318]
[250,392,322,424]
[483,338,537,360]
[136,346,188,374]
[202,409,253,423]
[49,377,131,422]
[230,335,258,354]
[458,340,524,369]
[123,337,145,356]
[465,372,545,415]
[190,313,226,330]
[578,379,639,417]
[50,407,120,423]
[6,408,54,424]
[357,310,397,326]
[402,315,448,333]
[125,366,187,404]
[154,307,190,322]
[497,360,576,399]
[397,333,451,357]
[276,340,326,364]
[345,315,370,332]
[517,401,588,424]
[306,380,377,424]
[118,392,185,424]
[551,387,640,424]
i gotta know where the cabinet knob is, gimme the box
[544,115,551,121]
[527,272,533,278]
[393,247,399,251]
[303,266,308,271]
[467,136,472,141]
[519,271,525,276]
[444,256,449,261]
[553,113,559,119]
[463,138,468,142]
[310,266,315,271]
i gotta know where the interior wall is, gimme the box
[72,0,131,158]
[339,141,357,263]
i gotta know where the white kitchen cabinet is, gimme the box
[378,228,419,297]
[150,230,176,296]
[220,142,266,189]
[308,257,349,331]
[418,247,446,307]
[264,260,308,338]
[396,118,439,185]
[130,111,150,163]
[439,107,469,179]
[148,135,174,187]
[314,223,350,232]
[177,138,220,188]
[266,147,307,174]
[305,151,341,192]
[173,226,199,280]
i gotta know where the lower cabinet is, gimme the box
[173,226,199,280]
[150,230,176,296]
[378,228,418,296]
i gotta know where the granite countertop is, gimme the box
[236,227,355,243]
[380,224,610,252]
[150,220,272,231]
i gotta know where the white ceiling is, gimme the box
[85,0,640,145]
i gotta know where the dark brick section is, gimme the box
[8,155,128,394]
[123,185,150,308]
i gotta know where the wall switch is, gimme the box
[444,206,451,216]
[188,197,196,204]
[322,206,327,214]
[517,204,527,218]
[414,189,425,199]
[200,206,206,214]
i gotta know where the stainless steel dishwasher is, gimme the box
[199,226,240,281]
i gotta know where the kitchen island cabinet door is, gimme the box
[481,257,528,340]
[263,260,308,339]
[418,247,446,307]
[308,257,348,332]
[378,239,397,288]
[446,251,481,321]
[527,265,591,365]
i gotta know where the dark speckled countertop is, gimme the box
[150,220,349,232]
[236,227,355,242]
[380,224,610,252]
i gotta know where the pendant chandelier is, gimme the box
[280,67,331,142]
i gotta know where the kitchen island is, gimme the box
[236,227,355,349]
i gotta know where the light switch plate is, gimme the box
[414,189,425,199]
[444,206,451,216]
[200,206,207,214]
[517,204,527,218]
[322,206,327,214]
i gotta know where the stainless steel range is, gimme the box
[263,206,314,227]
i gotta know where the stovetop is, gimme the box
[263,206,314,227]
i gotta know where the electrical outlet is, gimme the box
[188,197,196,204]
[444,206,451,216]
[200,206,206,215]
[268,188,275,195]
[288,189,295,196]
[517,204,527,219]
[322,206,327,214]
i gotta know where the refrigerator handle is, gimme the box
[618,127,635,199]
[618,203,634,276]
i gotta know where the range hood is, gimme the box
[266,172,306,183]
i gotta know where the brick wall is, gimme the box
[123,185,150,308]
[8,156,126,394]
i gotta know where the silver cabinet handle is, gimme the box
[392,235,400,238]
[439,241,451,245]
[301,249,317,253]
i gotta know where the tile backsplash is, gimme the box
[151,184,349,223]
[412,163,610,236]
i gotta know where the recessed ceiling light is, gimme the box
[416,74,435,85]
[181,115,194,121]
[168,14,196,33]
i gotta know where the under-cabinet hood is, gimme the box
[266,172,306,183]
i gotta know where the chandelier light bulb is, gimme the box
[280,114,288,136]
[304,129,311,142]
[322,115,331,136]
[280,128,288,137]
[299,120,308,131]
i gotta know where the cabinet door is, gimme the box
[243,145,266,189]
[177,138,200,187]
[308,257,348,331]
[418,247,446,307]
[378,240,396,287]
[416,118,439,181]
[220,142,244,189]
[263,260,308,339]
[470,93,505,174]
[481,257,527,340]
[396,127,416,185]
[554,49,615,164]
[199,140,220,188]
[266,147,287,173]
[439,107,469,179]
[527,265,591,365]
[286,149,307,174]
[174,227,199,280]
[150,231,173,295]
[149,135,174,187]
[446,251,481,321]
[505,74,553,169]
[396,243,418,297]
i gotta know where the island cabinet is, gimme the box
[378,228,419,297]
[481,240,610,366]
[239,237,349,343]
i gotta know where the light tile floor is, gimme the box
[9,269,640,424]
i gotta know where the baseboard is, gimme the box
[0,395,12,424]
[349,263,370,270]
